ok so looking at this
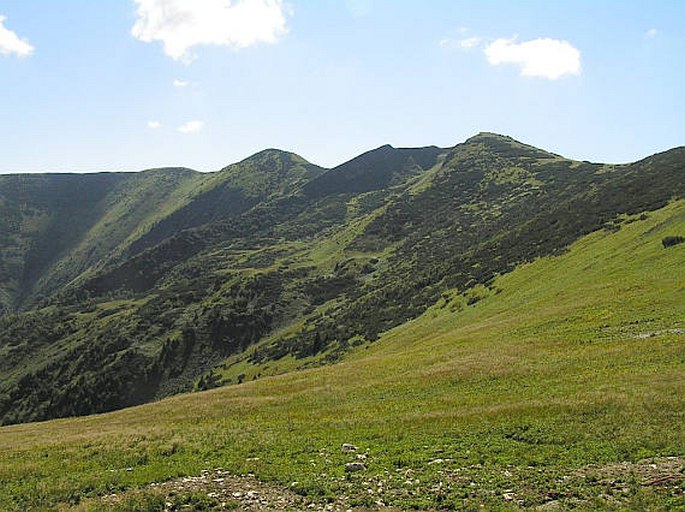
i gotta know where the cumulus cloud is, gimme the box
[131,0,290,63]
[177,120,204,133]
[147,120,161,128]
[0,15,34,57]
[484,37,581,80]
[173,79,189,88]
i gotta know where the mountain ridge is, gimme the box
[1,133,683,425]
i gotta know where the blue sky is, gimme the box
[0,1,683,173]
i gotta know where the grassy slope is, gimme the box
[1,201,685,510]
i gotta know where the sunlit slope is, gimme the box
[1,201,684,510]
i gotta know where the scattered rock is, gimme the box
[92,467,401,511]
[572,456,685,484]
[536,500,562,511]
[345,462,367,472]
[503,491,516,501]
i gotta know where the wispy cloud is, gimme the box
[0,15,34,57]
[645,28,658,39]
[177,120,204,133]
[484,37,581,80]
[131,0,290,63]
[147,120,161,129]
[440,36,481,50]
[439,27,482,51]
[458,37,481,49]
[173,79,189,88]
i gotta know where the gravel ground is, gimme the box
[100,468,400,511]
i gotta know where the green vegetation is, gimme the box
[0,144,446,424]
[1,135,685,427]
[1,200,684,510]
[662,235,685,248]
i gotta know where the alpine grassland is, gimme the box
[1,200,684,511]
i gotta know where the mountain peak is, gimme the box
[218,148,324,181]
[464,132,517,144]
[460,132,560,160]
[231,148,301,168]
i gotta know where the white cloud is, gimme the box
[457,37,481,49]
[147,120,161,128]
[0,15,34,57]
[645,28,658,39]
[131,0,290,63]
[177,120,204,133]
[484,37,581,80]
[439,27,481,50]
[438,36,481,50]
[173,79,189,88]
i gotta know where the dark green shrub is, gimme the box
[662,236,685,248]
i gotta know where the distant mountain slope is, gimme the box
[72,145,445,301]
[0,172,128,312]
[0,151,326,312]
[30,168,202,301]
[0,169,221,312]
[126,150,326,257]
[252,134,685,362]
[303,144,444,197]
[0,134,683,425]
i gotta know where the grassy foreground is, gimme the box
[1,201,685,511]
